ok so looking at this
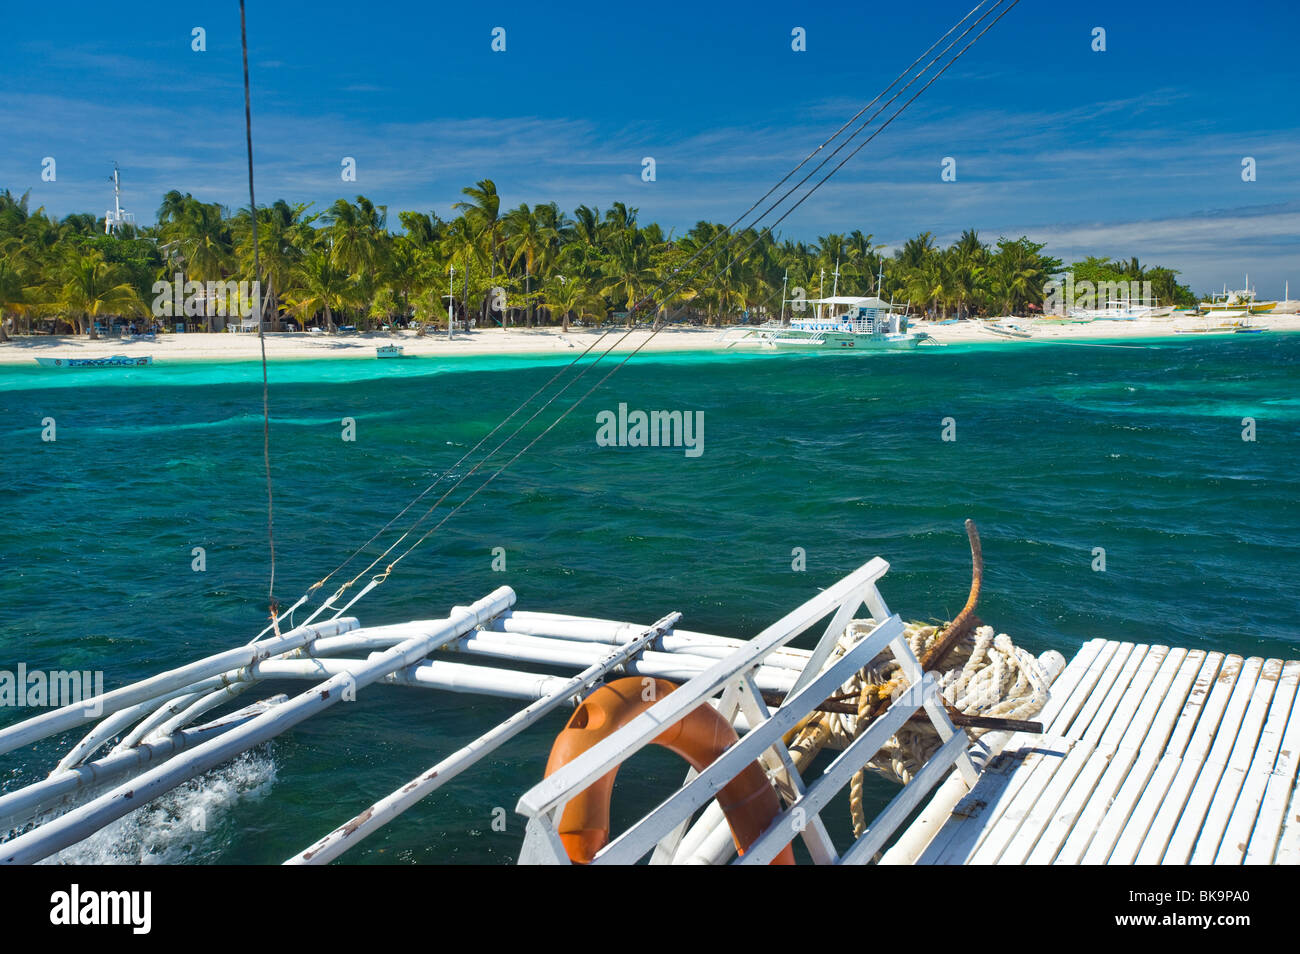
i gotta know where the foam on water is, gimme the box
[38,750,277,865]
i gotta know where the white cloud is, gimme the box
[2,87,1296,292]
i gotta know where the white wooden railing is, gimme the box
[515,558,979,864]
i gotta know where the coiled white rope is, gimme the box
[840,619,1050,788]
[782,617,1050,840]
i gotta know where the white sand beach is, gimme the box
[3,316,1299,366]
[914,314,1300,344]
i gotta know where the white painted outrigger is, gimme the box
[1,559,1013,865]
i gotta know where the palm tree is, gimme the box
[897,232,937,270]
[440,213,489,327]
[949,229,988,318]
[603,202,637,237]
[988,238,1059,315]
[155,194,236,330]
[234,199,315,330]
[60,212,100,236]
[383,234,429,324]
[902,256,946,318]
[454,179,502,273]
[397,210,442,249]
[286,250,351,332]
[541,272,602,331]
[570,204,603,255]
[452,180,507,327]
[53,250,146,337]
[160,195,234,282]
[504,203,548,325]
[324,196,386,273]
[156,190,190,229]
[842,229,882,292]
[600,227,656,320]
[321,196,389,326]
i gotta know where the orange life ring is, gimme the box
[543,677,795,864]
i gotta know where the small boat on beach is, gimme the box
[983,319,1033,339]
[1199,279,1276,316]
[1270,281,1299,315]
[1067,301,1174,321]
[34,355,153,369]
[1174,318,1243,334]
[376,345,406,359]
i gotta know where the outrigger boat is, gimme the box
[1199,279,1277,316]
[34,355,153,369]
[1272,282,1299,315]
[1,521,1296,865]
[376,344,406,358]
[1067,300,1175,321]
[8,1,1297,873]
[723,296,931,351]
[983,319,1033,339]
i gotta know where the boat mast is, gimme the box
[105,162,127,235]
[780,270,788,325]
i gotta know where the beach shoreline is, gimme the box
[4,316,1299,365]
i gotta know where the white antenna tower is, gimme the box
[104,163,135,235]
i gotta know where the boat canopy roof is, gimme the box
[805,296,895,308]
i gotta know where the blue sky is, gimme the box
[3,0,1298,295]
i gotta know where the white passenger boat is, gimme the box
[34,355,153,369]
[376,345,405,358]
[723,296,929,351]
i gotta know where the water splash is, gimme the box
[39,749,277,865]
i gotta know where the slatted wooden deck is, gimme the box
[908,639,1300,864]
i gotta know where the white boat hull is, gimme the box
[34,355,153,369]
[727,328,922,351]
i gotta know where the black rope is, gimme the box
[240,0,277,615]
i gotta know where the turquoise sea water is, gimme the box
[1,334,1297,863]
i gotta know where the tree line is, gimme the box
[0,180,1197,340]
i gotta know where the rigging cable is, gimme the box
[331,0,1023,602]
[239,0,278,622]
[274,0,1002,609]
[254,0,1019,633]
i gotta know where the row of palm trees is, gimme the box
[0,182,1195,339]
